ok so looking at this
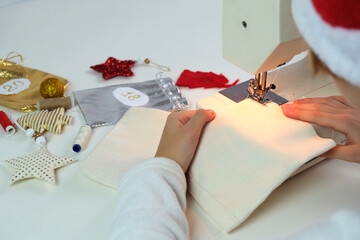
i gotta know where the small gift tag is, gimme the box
[112,87,149,107]
[0,78,31,95]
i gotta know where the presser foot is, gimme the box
[219,80,288,105]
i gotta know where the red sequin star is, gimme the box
[90,57,136,80]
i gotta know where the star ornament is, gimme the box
[3,147,77,184]
[90,57,136,80]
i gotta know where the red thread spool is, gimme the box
[0,111,16,134]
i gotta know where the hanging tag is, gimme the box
[0,78,31,95]
[112,87,149,107]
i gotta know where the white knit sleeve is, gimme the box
[108,157,189,240]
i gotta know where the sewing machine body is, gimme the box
[197,0,346,174]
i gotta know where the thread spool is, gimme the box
[37,96,72,110]
[26,128,35,137]
[72,125,92,152]
[0,111,16,134]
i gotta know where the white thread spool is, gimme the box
[72,125,92,152]
[35,135,46,146]
[26,128,35,137]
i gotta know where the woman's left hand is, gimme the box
[155,109,216,172]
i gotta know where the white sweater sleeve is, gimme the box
[108,157,189,240]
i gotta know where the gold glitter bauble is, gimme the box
[40,78,64,98]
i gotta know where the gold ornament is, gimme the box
[16,107,71,134]
[3,146,76,184]
[40,78,65,98]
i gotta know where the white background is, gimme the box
[1,0,360,239]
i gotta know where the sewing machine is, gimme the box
[197,0,345,173]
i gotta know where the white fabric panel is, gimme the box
[81,99,336,232]
[187,99,335,232]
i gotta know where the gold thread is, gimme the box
[4,52,23,62]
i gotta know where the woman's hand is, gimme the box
[281,96,360,163]
[155,109,216,172]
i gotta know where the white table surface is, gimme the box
[1,0,360,239]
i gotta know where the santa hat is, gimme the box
[292,0,360,88]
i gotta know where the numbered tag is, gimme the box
[0,78,31,95]
[112,87,149,107]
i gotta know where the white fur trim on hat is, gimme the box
[292,0,360,88]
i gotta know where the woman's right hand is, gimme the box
[281,96,360,163]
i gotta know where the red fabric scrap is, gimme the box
[176,69,239,88]
[176,70,239,89]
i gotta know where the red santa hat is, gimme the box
[292,0,360,88]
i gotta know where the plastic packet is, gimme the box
[73,78,189,127]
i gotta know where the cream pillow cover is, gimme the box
[80,99,335,233]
